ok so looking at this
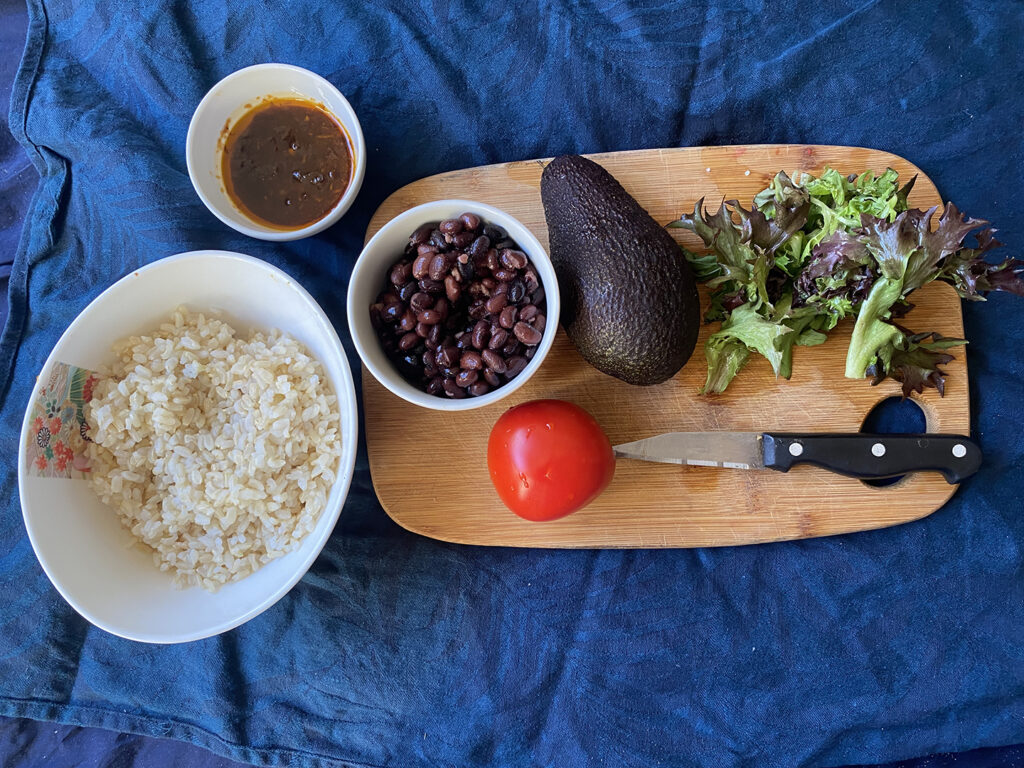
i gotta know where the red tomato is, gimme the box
[487,399,615,521]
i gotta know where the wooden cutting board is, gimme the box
[361,145,969,548]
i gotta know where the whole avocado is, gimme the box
[540,154,701,385]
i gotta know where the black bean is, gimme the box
[493,268,517,283]
[429,253,450,282]
[483,369,501,387]
[399,332,420,351]
[485,294,507,314]
[514,321,543,346]
[468,235,490,258]
[440,218,464,235]
[507,279,526,304]
[429,229,448,250]
[523,268,540,291]
[533,315,546,333]
[411,224,435,246]
[495,238,517,251]
[460,212,482,231]
[412,254,432,280]
[382,303,404,323]
[398,310,416,332]
[390,262,413,286]
[525,346,536,359]
[426,376,444,395]
[502,338,521,356]
[488,328,509,349]
[481,349,507,373]
[468,381,490,397]
[455,369,479,388]
[483,224,505,242]
[531,286,545,305]
[415,322,431,338]
[471,320,490,349]
[499,305,518,329]
[506,356,528,379]
[427,324,443,349]
[397,281,418,302]
[486,250,500,274]
[468,300,488,321]
[445,275,461,302]
[417,310,442,325]
[500,249,529,270]
[452,231,475,248]
[457,258,475,282]
[443,379,466,398]
[419,278,444,294]
[519,304,538,322]
[460,351,484,370]
[437,346,458,368]
[410,292,433,312]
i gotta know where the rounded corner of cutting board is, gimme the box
[377,501,464,545]
[361,145,968,549]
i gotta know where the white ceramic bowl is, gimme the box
[186,63,366,241]
[18,251,359,643]
[347,200,560,411]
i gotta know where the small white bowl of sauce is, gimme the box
[186,63,366,241]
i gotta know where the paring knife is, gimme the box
[612,432,982,484]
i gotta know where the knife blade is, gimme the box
[612,432,982,484]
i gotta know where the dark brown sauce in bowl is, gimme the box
[221,98,353,230]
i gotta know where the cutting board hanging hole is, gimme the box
[859,396,927,488]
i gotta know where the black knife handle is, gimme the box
[762,433,982,484]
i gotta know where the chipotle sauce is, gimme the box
[221,98,353,229]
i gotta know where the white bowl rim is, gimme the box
[347,199,560,411]
[17,250,359,643]
[185,63,367,243]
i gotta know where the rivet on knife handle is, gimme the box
[761,433,982,484]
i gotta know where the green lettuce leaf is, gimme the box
[867,328,966,397]
[673,165,1020,396]
[702,337,751,395]
[674,199,777,315]
[845,203,1024,378]
[936,227,1024,299]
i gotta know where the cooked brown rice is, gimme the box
[86,306,342,591]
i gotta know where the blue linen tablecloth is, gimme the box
[2,1,1023,767]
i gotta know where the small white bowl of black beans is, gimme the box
[347,200,559,411]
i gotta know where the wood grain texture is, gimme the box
[362,145,970,548]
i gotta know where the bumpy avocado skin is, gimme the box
[540,154,701,386]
